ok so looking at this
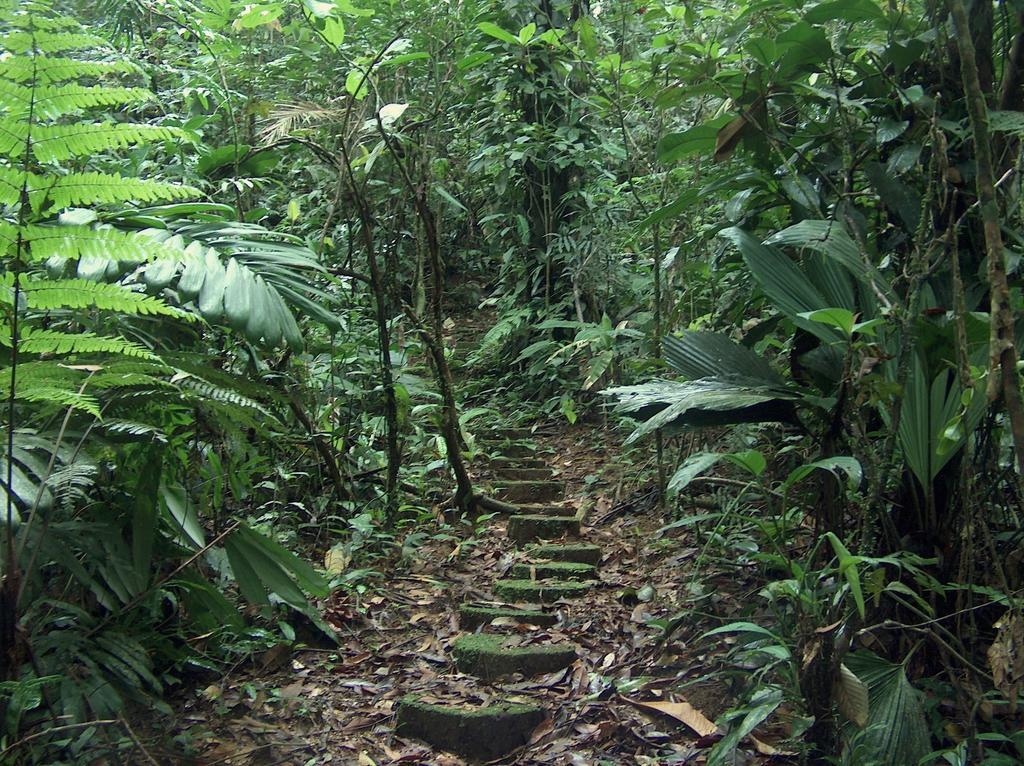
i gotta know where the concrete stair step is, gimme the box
[507,514,580,544]
[494,466,554,481]
[487,442,544,459]
[493,578,593,603]
[489,456,548,470]
[527,543,603,565]
[494,480,564,504]
[458,603,558,630]
[516,503,578,517]
[452,633,577,680]
[510,561,596,581]
[395,695,545,761]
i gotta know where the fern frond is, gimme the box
[8,382,101,417]
[89,372,173,390]
[0,122,187,163]
[0,82,153,120]
[32,172,200,211]
[176,376,271,416]
[95,420,166,440]
[0,56,141,85]
[1,31,106,54]
[14,328,159,360]
[1,224,191,263]
[0,275,191,318]
[0,11,81,32]
[0,164,21,205]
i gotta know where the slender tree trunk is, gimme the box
[949,0,1024,474]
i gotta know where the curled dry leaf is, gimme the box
[626,697,719,737]
[834,663,869,728]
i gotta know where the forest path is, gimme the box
[172,313,747,766]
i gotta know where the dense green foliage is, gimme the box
[1,0,1024,762]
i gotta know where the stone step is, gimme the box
[494,480,564,504]
[395,695,545,761]
[510,561,597,581]
[488,442,543,459]
[507,514,580,544]
[490,456,548,470]
[493,578,593,603]
[494,427,535,440]
[517,503,578,517]
[458,603,558,630]
[527,543,603,566]
[494,466,553,481]
[452,633,577,680]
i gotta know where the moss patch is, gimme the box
[452,634,578,680]
[527,543,603,565]
[493,578,592,603]
[510,561,596,581]
[458,603,558,630]
[507,514,580,544]
[396,695,545,761]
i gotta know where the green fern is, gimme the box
[14,328,160,359]
[39,173,199,211]
[0,224,191,263]
[0,275,192,317]
[0,82,153,119]
[0,121,190,163]
[0,56,141,85]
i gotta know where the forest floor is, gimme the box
[166,314,790,766]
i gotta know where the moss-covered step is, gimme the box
[458,603,558,630]
[516,503,579,517]
[494,427,535,440]
[490,456,548,470]
[493,578,592,603]
[488,442,542,459]
[452,633,578,680]
[395,695,545,761]
[494,480,564,503]
[510,561,597,581]
[527,543,603,565]
[494,466,553,481]
[507,514,580,544]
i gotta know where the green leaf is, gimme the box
[131,448,162,588]
[345,68,369,100]
[805,0,886,24]
[844,651,931,766]
[799,307,856,336]
[825,531,865,619]
[477,21,518,45]
[302,0,335,18]
[322,17,344,46]
[161,483,205,549]
[724,449,766,477]
[656,116,734,163]
[518,23,536,44]
[718,227,842,342]
[702,621,782,642]
[785,456,863,491]
[457,51,493,70]
[666,452,722,497]
[234,3,282,29]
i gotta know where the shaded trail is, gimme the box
[169,316,761,766]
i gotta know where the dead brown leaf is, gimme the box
[627,697,719,737]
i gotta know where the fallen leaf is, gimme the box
[627,698,719,737]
